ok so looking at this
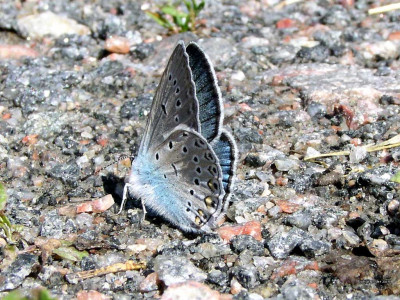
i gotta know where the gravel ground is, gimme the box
[1,0,400,299]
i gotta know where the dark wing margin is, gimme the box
[210,129,237,213]
[186,42,223,143]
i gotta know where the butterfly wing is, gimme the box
[139,41,200,155]
[210,129,237,219]
[132,127,226,232]
[186,42,223,142]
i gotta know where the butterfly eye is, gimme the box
[175,116,179,123]
[194,178,200,185]
[196,167,202,174]
[156,153,159,160]
[168,73,172,80]
[168,141,173,149]
[175,87,180,94]
[183,146,188,153]
[189,190,194,195]
[176,99,181,107]
[173,79,177,86]
[193,156,199,163]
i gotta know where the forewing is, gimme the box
[139,42,200,155]
[186,42,223,142]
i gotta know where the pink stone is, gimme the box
[218,221,262,242]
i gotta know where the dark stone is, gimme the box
[244,153,266,168]
[48,160,80,186]
[299,238,331,258]
[0,253,39,291]
[232,266,258,289]
[230,235,264,256]
[296,45,330,63]
[267,228,308,259]
[207,269,229,286]
[133,43,155,60]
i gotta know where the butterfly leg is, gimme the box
[118,183,147,223]
[118,183,131,214]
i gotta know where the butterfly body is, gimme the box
[124,41,237,233]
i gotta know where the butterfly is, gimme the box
[121,41,237,233]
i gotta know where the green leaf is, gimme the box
[53,246,88,262]
[0,182,7,210]
[36,288,57,300]
[391,170,400,183]
[197,1,205,13]
[145,11,173,29]
[161,5,187,18]
[184,0,192,11]
[2,290,27,300]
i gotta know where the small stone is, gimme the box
[140,272,160,293]
[0,254,39,291]
[275,200,300,214]
[274,159,300,171]
[267,205,281,218]
[208,269,229,286]
[230,235,265,255]
[0,45,38,59]
[357,222,373,242]
[153,255,207,286]
[267,228,308,259]
[299,238,331,258]
[280,279,318,300]
[387,199,399,214]
[244,153,267,168]
[342,229,361,247]
[368,239,389,257]
[75,213,94,230]
[197,243,230,259]
[76,194,114,213]
[17,11,90,39]
[40,210,65,238]
[161,281,222,300]
[349,145,368,163]
[232,266,258,289]
[218,221,262,242]
[105,36,130,54]
[285,210,312,230]
[76,290,111,300]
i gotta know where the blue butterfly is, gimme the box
[121,41,237,233]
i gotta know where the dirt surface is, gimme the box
[0,0,400,299]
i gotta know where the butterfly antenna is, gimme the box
[80,154,134,181]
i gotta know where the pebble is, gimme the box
[285,210,312,230]
[299,238,331,258]
[387,199,399,214]
[0,45,38,59]
[230,235,265,255]
[153,255,207,286]
[161,281,223,300]
[267,228,308,259]
[0,254,39,291]
[218,221,262,242]
[76,194,114,213]
[105,36,130,54]
[76,290,111,300]
[17,11,90,39]
[274,159,300,171]
[40,210,65,239]
[232,266,259,289]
